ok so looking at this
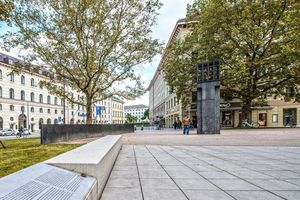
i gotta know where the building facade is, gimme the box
[148,19,300,128]
[0,53,124,131]
[124,104,148,122]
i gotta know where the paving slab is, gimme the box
[100,145,300,200]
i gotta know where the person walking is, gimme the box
[182,115,191,135]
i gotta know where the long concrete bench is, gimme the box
[0,135,122,200]
[45,135,122,199]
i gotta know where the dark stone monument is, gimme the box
[197,60,220,134]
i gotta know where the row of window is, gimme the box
[0,87,61,104]
[0,70,37,86]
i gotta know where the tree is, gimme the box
[141,108,149,120]
[164,0,300,121]
[125,113,138,124]
[1,0,163,124]
[0,0,13,22]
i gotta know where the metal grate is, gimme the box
[37,188,72,200]
[35,169,82,192]
[0,181,48,200]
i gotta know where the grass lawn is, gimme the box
[0,138,81,178]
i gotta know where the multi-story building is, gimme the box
[124,104,148,122]
[111,97,125,124]
[0,52,125,131]
[148,19,300,128]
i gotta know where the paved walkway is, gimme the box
[101,145,300,200]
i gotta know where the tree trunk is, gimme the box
[241,99,252,123]
[86,97,93,124]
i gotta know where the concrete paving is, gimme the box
[101,145,300,200]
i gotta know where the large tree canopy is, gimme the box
[1,0,163,123]
[164,0,300,120]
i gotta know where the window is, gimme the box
[21,106,25,112]
[54,97,58,105]
[21,90,25,100]
[47,109,51,114]
[21,75,25,85]
[39,94,43,103]
[9,88,14,99]
[55,109,57,114]
[47,118,51,124]
[272,114,278,123]
[30,92,35,102]
[61,99,64,106]
[31,107,34,112]
[40,108,43,113]
[10,105,14,111]
[8,58,14,65]
[31,78,35,86]
[0,104,2,110]
[0,86,2,97]
[47,95,51,104]
[9,72,14,82]
[71,111,74,116]
[0,69,2,79]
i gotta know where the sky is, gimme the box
[125,0,194,106]
[0,0,195,106]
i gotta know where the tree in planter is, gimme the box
[164,0,300,121]
[1,0,163,124]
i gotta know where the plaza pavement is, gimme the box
[101,145,300,200]
[99,128,300,200]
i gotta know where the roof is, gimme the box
[124,104,148,110]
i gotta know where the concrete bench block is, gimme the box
[0,163,97,200]
[45,135,122,199]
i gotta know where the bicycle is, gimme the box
[241,119,259,128]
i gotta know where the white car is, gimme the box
[0,130,6,136]
[4,129,15,136]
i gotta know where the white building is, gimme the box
[0,52,124,131]
[124,104,148,122]
[148,19,192,127]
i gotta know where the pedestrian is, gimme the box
[182,115,191,135]
[174,120,178,130]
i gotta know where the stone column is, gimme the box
[197,81,221,134]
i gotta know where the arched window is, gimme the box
[21,75,25,85]
[47,118,51,124]
[9,88,14,99]
[39,94,43,103]
[31,78,34,86]
[54,97,58,105]
[0,69,2,79]
[0,86,2,97]
[54,119,58,124]
[30,92,35,102]
[9,72,14,82]
[39,108,43,113]
[21,90,25,100]
[10,105,14,111]
[31,107,34,112]
[47,95,51,104]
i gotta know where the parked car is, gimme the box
[0,130,6,136]
[4,129,15,136]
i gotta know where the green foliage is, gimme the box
[0,138,81,178]
[164,0,300,119]
[0,0,13,22]
[142,108,149,120]
[1,0,163,123]
[125,113,138,124]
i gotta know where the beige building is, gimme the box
[148,19,300,128]
[0,53,125,131]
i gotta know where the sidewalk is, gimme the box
[101,145,300,200]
